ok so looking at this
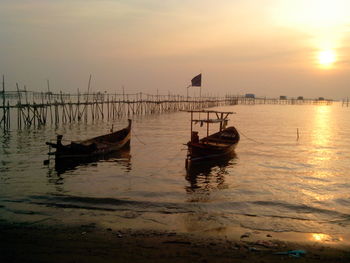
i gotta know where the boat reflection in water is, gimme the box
[185,152,237,199]
[50,146,132,176]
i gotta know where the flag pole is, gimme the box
[199,71,202,102]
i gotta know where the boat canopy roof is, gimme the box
[186,110,236,137]
[192,119,229,123]
[186,110,236,122]
[184,110,236,114]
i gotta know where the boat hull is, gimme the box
[54,146,131,175]
[188,142,238,161]
[54,136,130,159]
[48,120,131,160]
[186,126,240,163]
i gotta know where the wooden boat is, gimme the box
[46,119,131,159]
[185,110,239,167]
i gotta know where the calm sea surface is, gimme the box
[1,104,350,243]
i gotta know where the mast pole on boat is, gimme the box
[220,112,223,131]
[206,111,209,137]
[190,111,193,141]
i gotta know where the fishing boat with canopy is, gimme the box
[185,110,239,168]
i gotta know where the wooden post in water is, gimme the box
[16,83,22,129]
[7,101,10,130]
[297,128,300,141]
[1,75,6,130]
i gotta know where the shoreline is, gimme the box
[1,221,349,263]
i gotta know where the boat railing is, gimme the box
[185,110,236,140]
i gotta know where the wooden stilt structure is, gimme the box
[0,80,335,132]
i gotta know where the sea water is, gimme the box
[1,103,349,244]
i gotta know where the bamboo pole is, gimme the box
[1,75,6,129]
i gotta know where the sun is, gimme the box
[318,50,336,68]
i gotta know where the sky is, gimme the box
[1,0,350,99]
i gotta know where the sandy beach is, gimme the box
[1,221,349,263]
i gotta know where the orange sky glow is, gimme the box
[0,0,349,98]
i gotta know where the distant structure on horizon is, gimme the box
[245,93,255,99]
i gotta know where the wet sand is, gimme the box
[1,222,349,263]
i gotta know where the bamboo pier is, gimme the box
[0,89,238,131]
[0,83,335,131]
[235,96,333,105]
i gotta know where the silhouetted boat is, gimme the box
[46,119,131,160]
[185,110,239,168]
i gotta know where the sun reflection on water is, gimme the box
[311,233,343,243]
[300,188,333,201]
[312,106,332,148]
[308,105,335,166]
[302,105,335,202]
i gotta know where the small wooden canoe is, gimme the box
[46,119,131,159]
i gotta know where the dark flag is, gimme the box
[191,73,202,87]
